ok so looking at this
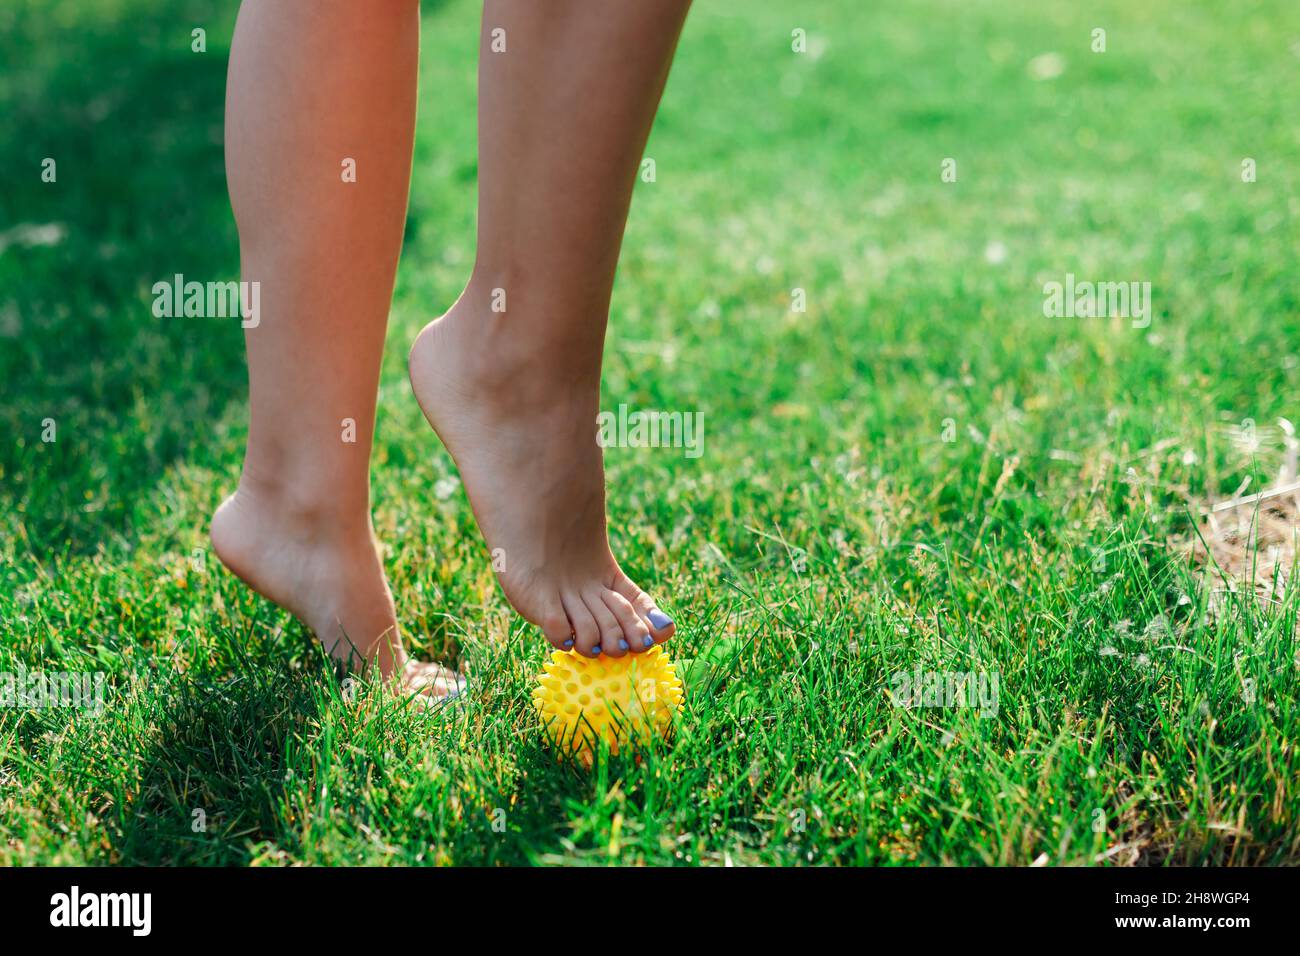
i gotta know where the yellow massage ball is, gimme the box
[532,645,685,756]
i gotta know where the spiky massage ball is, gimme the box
[532,645,684,756]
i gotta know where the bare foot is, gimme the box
[408,296,676,659]
[210,483,462,696]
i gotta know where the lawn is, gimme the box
[2,0,1299,865]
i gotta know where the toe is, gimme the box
[562,593,602,658]
[583,590,628,657]
[539,604,575,652]
[613,574,676,643]
[402,660,465,699]
[602,589,653,652]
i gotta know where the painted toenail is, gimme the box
[619,639,629,651]
[591,646,601,656]
[648,609,673,630]
[563,639,574,649]
[642,635,654,648]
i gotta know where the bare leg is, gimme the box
[410,0,691,657]
[213,0,455,693]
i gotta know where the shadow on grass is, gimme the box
[109,648,323,866]
[1,0,246,559]
[111,674,594,866]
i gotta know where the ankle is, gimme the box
[232,469,374,543]
[439,282,603,399]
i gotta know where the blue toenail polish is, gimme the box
[591,646,601,656]
[643,635,654,648]
[648,609,673,630]
[619,639,629,651]
[563,639,574,649]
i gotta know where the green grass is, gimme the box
[3,0,1300,865]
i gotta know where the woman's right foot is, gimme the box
[210,483,461,696]
[408,292,676,659]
